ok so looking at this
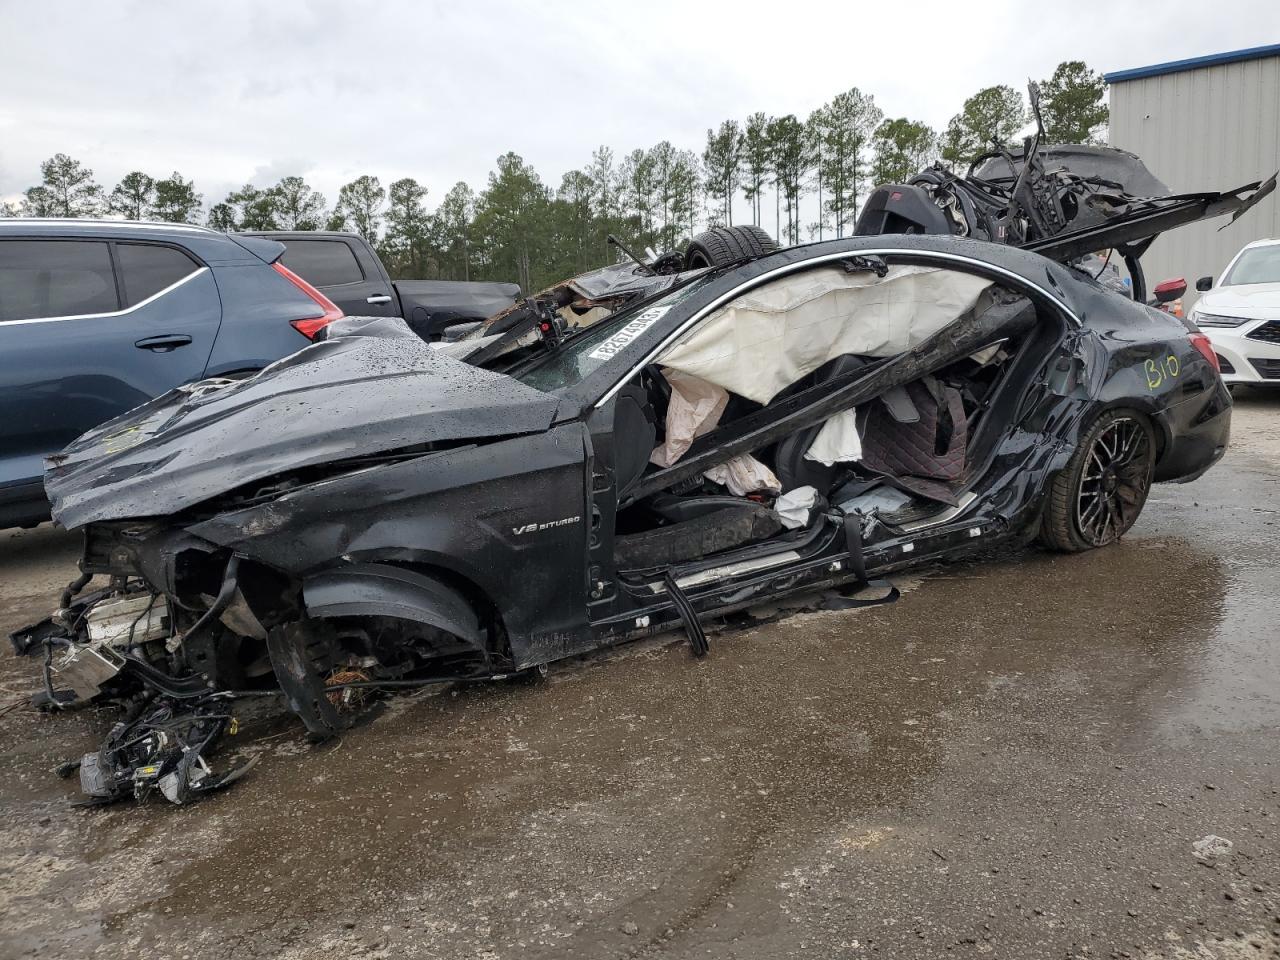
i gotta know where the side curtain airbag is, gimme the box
[659,265,992,404]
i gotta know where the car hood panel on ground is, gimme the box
[44,319,560,527]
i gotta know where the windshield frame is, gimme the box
[503,270,720,393]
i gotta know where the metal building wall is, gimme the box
[1108,53,1279,309]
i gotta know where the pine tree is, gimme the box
[741,113,772,227]
[552,169,596,277]
[22,187,58,217]
[224,183,279,231]
[471,154,550,290]
[334,176,385,241]
[206,203,236,232]
[670,149,702,244]
[109,172,156,220]
[434,181,475,281]
[380,178,432,278]
[151,172,203,224]
[702,120,742,228]
[812,88,883,237]
[1040,61,1108,143]
[270,176,326,230]
[34,154,105,217]
[871,118,938,185]
[767,115,810,245]
[649,141,681,251]
[618,148,658,247]
[806,110,825,240]
[941,86,1027,169]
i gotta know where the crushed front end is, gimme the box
[10,522,268,805]
[10,318,567,806]
[11,512,509,806]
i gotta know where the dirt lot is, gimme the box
[2,391,1280,960]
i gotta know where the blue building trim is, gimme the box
[1105,43,1280,83]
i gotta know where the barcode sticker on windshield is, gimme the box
[587,306,671,361]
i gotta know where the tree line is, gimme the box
[3,61,1107,292]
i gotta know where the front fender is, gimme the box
[302,562,480,643]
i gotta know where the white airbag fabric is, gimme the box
[659,265,993,404]
[775,485,819,529]
[650,369,728,468]
[703,455,781,496]
[804,408,862,466]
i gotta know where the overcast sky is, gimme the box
[1,0,1276,227]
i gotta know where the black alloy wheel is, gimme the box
[1040,409,1156,552]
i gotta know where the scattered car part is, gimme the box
[684,225,778,270]
[76,696,259,806]
[853,83,1276,303]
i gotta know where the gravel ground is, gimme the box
[2,390,1279,960]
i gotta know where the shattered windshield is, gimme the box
[1223,246,1280,286]
[511,275,715,392]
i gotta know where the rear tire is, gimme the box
[1039,408,1156,552]
[684,225,778,270]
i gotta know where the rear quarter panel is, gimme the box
[205,263,317,374]
[1077,281,1229,478]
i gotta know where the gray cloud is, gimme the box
[1,0,1273,228]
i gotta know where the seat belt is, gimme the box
[826,512,900,611]
[662,571,709,657]
[842,512,868,583]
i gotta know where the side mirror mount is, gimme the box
[1154,278,1187,303]
[1196,276,1213,292]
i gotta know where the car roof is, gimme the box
[1240,237,1280,250]
[1,218,219,237]
[240,230,355,239]
[0,217,264,263]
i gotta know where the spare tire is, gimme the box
[684,225,778,270]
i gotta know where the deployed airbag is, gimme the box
[704,454,781,497]
[805,408,862,466]
[659,265,992,404]
[651,369,729,468]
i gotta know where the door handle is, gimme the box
[366,294,393,305]
[135,335,193,352]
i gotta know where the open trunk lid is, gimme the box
[1024,172,1277,262]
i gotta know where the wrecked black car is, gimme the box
[13,223,1236,804]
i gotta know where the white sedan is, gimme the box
[1193,237,1280,386]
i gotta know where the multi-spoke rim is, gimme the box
[1075,416,1152,547]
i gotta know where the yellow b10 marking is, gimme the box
[1145,354,1180,390]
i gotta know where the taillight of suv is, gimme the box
[272,262,344,339]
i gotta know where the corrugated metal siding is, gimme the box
[1109,54,1279,309]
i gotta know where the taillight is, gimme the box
[272,262,344,339]
[1189,332,1220,372]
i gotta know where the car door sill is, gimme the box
[645,550,804,594]
[893,492,979,533]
